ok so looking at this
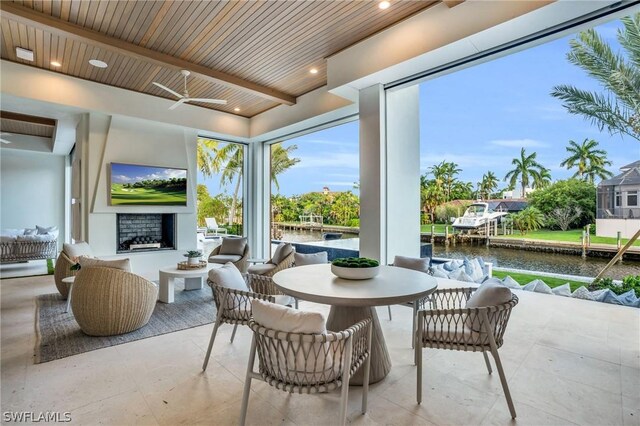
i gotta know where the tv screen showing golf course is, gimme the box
[109,163,187,206]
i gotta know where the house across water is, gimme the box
[597,160,640,238]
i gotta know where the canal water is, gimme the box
[280,229,640,280]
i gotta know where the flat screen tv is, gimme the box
[109,163,187,206]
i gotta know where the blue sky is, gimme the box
[112,163,187,184]
[201,16,639,197]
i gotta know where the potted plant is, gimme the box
[184,250,203,265]
[331,257,380,280]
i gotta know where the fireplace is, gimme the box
[116,214,176,253]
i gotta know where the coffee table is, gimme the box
[158,264,221,303]
[273,264,438,385]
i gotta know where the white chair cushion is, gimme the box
[465,282,512,331]
[393,255,430,273]
[0,236,17,243]
[63,242,94,259]
[78,257,131,272]
[1,229,25,237]
[17,234,56,242]
[247,263,277,275]
[208,254,242,264]
[23,228,38,236]
[219,237,247,256]
[294,252,328,266]
[252,299,336,384]
[270,242,293,265]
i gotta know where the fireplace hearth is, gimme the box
[116,214,176,253]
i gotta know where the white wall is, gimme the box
[596,219,640,239]
[0,149,66,249]
[80,113,198,279]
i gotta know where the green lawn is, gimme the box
[110,184,187,206]
[492,270,587,292]
[420,224,449,233]
[499,229,639,246]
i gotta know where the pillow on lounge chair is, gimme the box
[78,257,131,272]
[294,252,328,266]
[37,225,59,238]
[270,242,293,264]
[393,255,430,273]
[63,242,94,259]
[209,262,250,312]
[219,237,247,256]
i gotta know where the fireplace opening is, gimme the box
[116,214,176,253]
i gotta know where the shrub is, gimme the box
[528,179,596,228]
[590,275,640,297]
[509,207,545,235]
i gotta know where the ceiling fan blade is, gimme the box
[187,98,228,105]
[168,98,187,110]
[152,82,183,99]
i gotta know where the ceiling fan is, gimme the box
[152,70,227,110]
[0,133,13,144]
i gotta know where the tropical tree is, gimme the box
[429,161,461,201]
[504,148,550,198]
[420,174,445,223]
[551,13,640,142]
[508,207,545,235]
[197,138,218,177]
[479,171,499,200]
[532,167,552,190]
[560,138,613,183]
[271,143,301,191]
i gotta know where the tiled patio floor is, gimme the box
[1,275,638,425]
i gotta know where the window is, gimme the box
[615,191,621,207]
[627,190,638,207]
[269,121,359,246]
[197,138,246,244]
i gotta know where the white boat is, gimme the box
[452,202,508,231]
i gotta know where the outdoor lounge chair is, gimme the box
[205,217,228,236]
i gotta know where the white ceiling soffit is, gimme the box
[327,0,629,100]
[0,134,52,153]
[1,94,80,155]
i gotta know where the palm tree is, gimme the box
[197,137,218,177]
[479,171,499,200]
[504,148,549,198]
[560,138,613,183]
[429,161,461,201]
[271,143,300,191]
[211,143,244,224]
[532,167,552,189]
[551,13,640,142]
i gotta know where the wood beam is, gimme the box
[0,111,56,127]
[0,2,297,106]
[443,0,465,8]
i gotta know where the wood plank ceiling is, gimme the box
[0,0,438,117]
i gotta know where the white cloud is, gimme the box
[293,152,359,169]
[489,139,549,148]
[314,181,357,188]
[112,175,132,183]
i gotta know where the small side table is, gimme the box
[61,276,75,313]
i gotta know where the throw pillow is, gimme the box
[294,251,328,266]
[208,262,250,313]
[219,237,247,256]
[23,228,38,236]
[78,257,131,272]
[36,225,59,238]
[63,242,94,259]
[393,255,430,273]
[252,299,335,384]
[270,242,293,264]
[465,281,512,332]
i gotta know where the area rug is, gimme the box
[34,281,215,363]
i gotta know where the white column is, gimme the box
[359,84,420,264]
[245,141,268,259]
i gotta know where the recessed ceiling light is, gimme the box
[378,1,390,9]
[88,59,108,68]
[16,47,34,61]
[234,107,241,112]
[50,61,62,67]
[309,68,318,74]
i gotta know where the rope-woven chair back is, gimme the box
[248,319,371,393]
[209,275,276,324]
[420,288,518,351]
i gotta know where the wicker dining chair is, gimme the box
[415,287,519,418]
[240,317,373,426]
[202,273,293,371]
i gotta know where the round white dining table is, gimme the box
[272,264,438,385]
